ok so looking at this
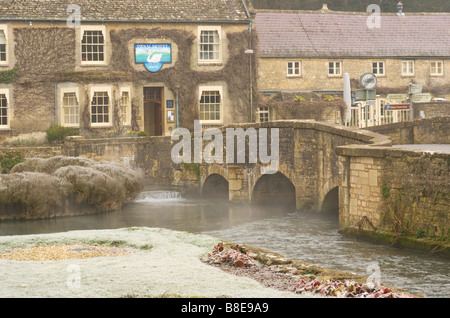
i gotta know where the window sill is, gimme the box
[197,61,223,66]
[80,62,108,67]
[90,124,113,128]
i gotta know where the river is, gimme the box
[0,188,448,298]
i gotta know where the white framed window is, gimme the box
[257,106,270,122]
[372,61,385,76]
[198,26,221,64]
[402,61,414,76]
[0,25,8,65]
[0,89,9,129]
[328,61,342,76]
[60,88,80,127]
[90,86,112,127]
[199,86,222,124]
[287,61,301,77]
[80,26,106,65]
[430,61,444,76]
[119,87,131,126]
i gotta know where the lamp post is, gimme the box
[245,48,254,122]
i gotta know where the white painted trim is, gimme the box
[197,26,222,64]
[89,85,113,127]
[60,87,80,127]
[198,85,223,124]
[0,88,10,129]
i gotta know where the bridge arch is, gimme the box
[251,172,296,209]
[201,173,229,201]
[321,186,339,216]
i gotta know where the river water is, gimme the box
[0,189,448,298]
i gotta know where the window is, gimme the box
[120,88,131,126]
[402,61,414,76]
[328,61,342,76]
[372,61,385,76]
[198,26,221,63]
[90,87,112,126]
[61,90,80,127]
[199,86,222,123]
[0,25,7,64]
[257,106,270,122]
[0,89,9,128]
[287,61,301,77]
[430,61,444,76]
[81,26,106,64]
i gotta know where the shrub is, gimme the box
[0,152,24,174]
[46,125,79,143]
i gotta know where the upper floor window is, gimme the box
[90,86,112,127]
[328,61,342,76]
[287,61,301,77]
[198,26,221,64]
[0,25,8,64]
[61,89,80,127]
[402,61,414,76]
[199,86,222,124]
[430,61,444,76]
[0,89,9,129]
[372,61,385,76]
[81,26,106,65]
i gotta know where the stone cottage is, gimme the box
[254,5,450,125]
[0,0,255,140]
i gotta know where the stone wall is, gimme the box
[368,116,450,145]
[258,57,450,99]
[414,102,450,120]
[337,145,449,256]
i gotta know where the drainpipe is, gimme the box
[176,88,179,128]
[54,83,58,125]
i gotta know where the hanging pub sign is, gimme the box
[135,44,172,72]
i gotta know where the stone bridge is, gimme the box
[56,118,448,255]
[182,120,389,212]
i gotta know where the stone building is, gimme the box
[0,0,254,141]
[254,5,450,125]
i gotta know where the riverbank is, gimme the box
[0,227,413,298]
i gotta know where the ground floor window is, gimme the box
[0,89,8,128]
[199,86,222,123]
[120,88,131,126]
[62,91,80,127]
[257,106,270,122]
[90,87,111,126]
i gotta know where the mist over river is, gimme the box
[0,189,448,298]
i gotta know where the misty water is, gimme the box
[0,188,448,298]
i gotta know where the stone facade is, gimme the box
[0,1,254,141]
[337,145,449,255]
[258,57,450,100]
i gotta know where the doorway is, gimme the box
[143,87,163,136]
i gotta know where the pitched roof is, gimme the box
[0,0,251,23]
[255,11,450,58]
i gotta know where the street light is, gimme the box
[245,48,254,122]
